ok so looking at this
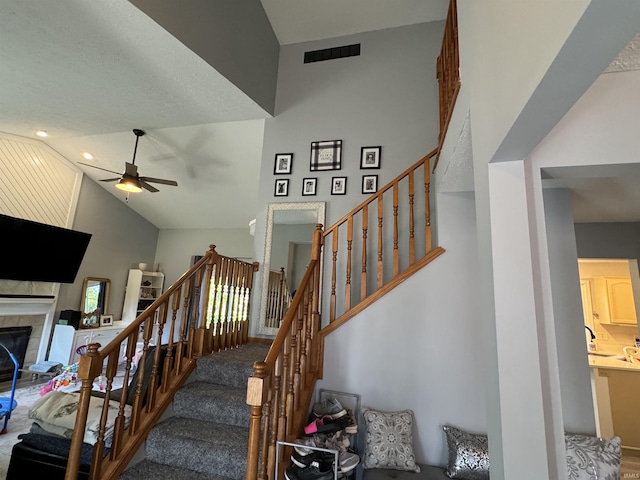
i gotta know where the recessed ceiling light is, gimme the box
[82,152,94,160]
[35,130,48,138]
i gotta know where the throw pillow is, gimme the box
[442,425,489,480]
[565,433,621,480]
[362,407,421,472]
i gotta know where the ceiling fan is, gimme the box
[79,129,178,193]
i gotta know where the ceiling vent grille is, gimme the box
[304,44,360,64]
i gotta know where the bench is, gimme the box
[363,465,449,480]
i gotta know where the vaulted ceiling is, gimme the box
[0,0,447,229]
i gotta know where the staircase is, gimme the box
[119,343,270,480]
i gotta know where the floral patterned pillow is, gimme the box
[442,425,489,480]
[565,433,621,480]
[362,407,421,472]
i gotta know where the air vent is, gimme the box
[304,44,360,64]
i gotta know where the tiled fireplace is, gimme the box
[0,315,45,382]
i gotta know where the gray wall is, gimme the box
[129,0,279,115]
[56,177,159,321]
[575,222,640,261]
[544,189,596,434]
[155,228,255,288]
[257,22,443,226]
[321,190,485,467]
[251,22,444,336]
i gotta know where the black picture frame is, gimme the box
[310,140,342,171]
[362,175,378,194]
[302,178,317,196]
[331,176,347,195]
[360,146,381,169]
[274,153,293,174]
[274,179,289,196]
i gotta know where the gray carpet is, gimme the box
[119,342,270,480]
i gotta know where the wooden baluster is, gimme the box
[220,257,231,350]
[310,225,323,372]
[330,229,338,323]
[361,206,368,300]
[92,351,119,471]
[246,362,267,480]
[163,288,180,391]
[377,195,383,289]
[408,170,416,264]
[111,331,137,456]
[345,216,352,311]
[424,157,432,252]
[268,355,282,480]
[259,394,272,480]
[393,183,399,276]
[287,319,298,420]
[129,331,151,433]
[65,343,102,480]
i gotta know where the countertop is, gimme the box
[588,352,640,371]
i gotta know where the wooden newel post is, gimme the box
[311,224,323,261]
[246,361,269,480]
[65,343,102,480]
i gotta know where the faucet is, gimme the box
[585,325,596,341]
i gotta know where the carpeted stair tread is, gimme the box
[196,343,270,388]
[174,382,250,427]
[146,416,249,478]
[119,459,232,480]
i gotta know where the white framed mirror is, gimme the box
[257,202,325,336]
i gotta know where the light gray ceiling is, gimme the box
[0,0,448,229]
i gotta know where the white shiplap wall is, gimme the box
[0,132,81,228]
[0,132,83,362]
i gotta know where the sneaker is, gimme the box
[336,452,360,474]
[291,450,336,468]
[285,462,334,480]
[293,435,327,456]
[312,397,347,419]
[343,410,357,434]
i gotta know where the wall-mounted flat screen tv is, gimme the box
[0,213,92,283]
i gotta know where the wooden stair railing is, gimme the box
[247,226,324,480]
[247,150,445,480]
[265,268,293,329]
[434,0,460,170]
[65,245,258,480]
[321,148,444,336]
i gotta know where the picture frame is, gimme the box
[100,314,114,327]
[274,178,289,197]
[310,140,342,171]
[362,174,378,194]
[302,178,317,196]
[274,153,293,174]
[80,312,100,329]
[331,177,347,195]
[360,146,381,169]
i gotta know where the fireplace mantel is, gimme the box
[0,295,56,316]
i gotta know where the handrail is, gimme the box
[434,0,460,171]
[323,150,439,326]
[65,246,258,480]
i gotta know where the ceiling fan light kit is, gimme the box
[78,128,178,193]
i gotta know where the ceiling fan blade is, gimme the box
[125,162,138,176]
[99,177,121,182]
[139,180,159,193]
[140,176,178,186]
[78,162,122,175]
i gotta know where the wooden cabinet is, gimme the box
[121,269,165,324]
[591,276,638,325]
